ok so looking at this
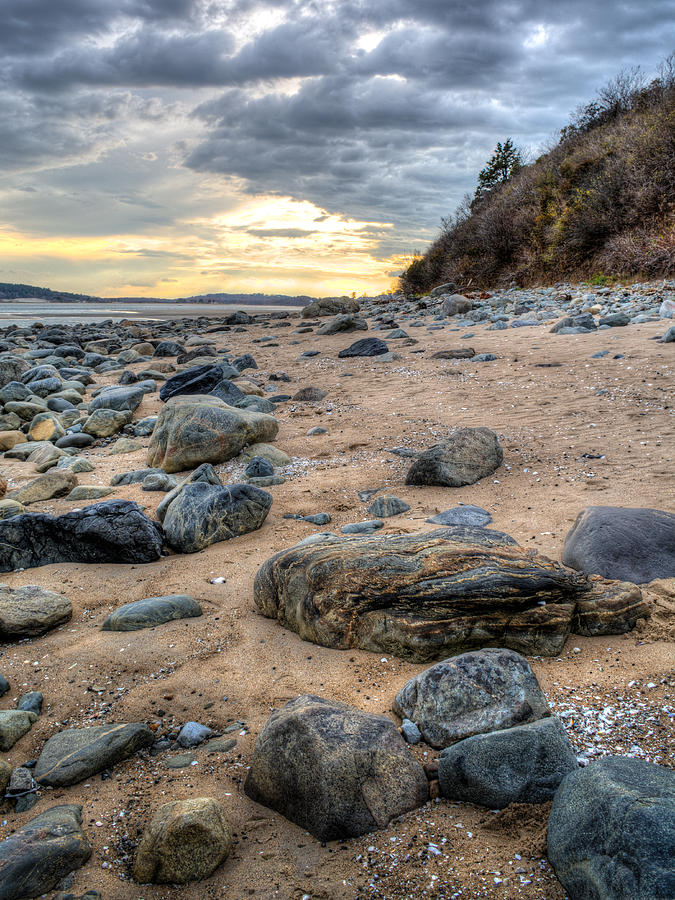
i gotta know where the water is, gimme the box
[0,299,303,327]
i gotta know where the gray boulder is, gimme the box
[102,594,202,631]
[316,314,368,335]
[147,394,278,473]
[0,709,37,751]
[35,722,154,787]
[441,294,473,316]
[88,385,145,413]
[367,495,410,518]
[406,427,503,487]
[562,506,675,584]
[244,694,428,841]
[0,805,91,900]
[338,337,389,358]
[0,584,72,637]
[439,717,577,808]
[83,408,132,438]
[548,757,675,899]
[393,648,550,748]
[163,482,272,552]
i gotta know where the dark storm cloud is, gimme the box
[1,0,673,248]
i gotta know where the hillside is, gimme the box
[401,61,675,293]
[0,282,310,306]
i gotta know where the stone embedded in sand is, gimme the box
[244,694,428,841]
[338,337,389,357]
[562,506,675,584]
[163,482,272,553]
[405,427,503,487]
[392,648,551,748]
[9,470,77,506]
[0,584,72,638]
[439,717,577,808]
[35,722,154,787]
[147,394,278,473]
[133,797,232,885]
[0,710,38,751]
[316,314,368,335]
[548,757,675,900]
[82,408,132,438]
[0,804,91,900]
[253,527,650,660]
[0,499,164,572]
[102,594,202,631]
[367,494,410,518]
[292,386,328,401]
[431,348,476,359]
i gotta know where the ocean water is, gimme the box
[0,299,302,327]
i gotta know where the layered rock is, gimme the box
[254,527,649,660]
[147,394,278,473]
[244,695,428,841]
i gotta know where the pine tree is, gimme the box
[473,139,522,204]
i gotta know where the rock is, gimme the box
[367,495,410,517]
[163,482,272,553]
[0,354,30,387]
[0,500,164,572]
[245,455,274,478]
[57,456,95,473]
[0,431,26,451]
[405,427,503,487]
[306,426,326,436]
[316,314,368,335]
[55,433,95,449]
[147,394,278,473]
[0,805,91,900]
[254,527,648,660]
[0,710,37,750]
[472,353,498,362]
[338,337,389,357]
[66,486,114,501]
[431,348,475,359]
[341,520,384,534]
[426,504,493,526]
[439,717,576,808]
[393,648,551,748]
[111,467,165,486]
[177,722,213,748]
[400,719,421,745]
[154,340,185,357]
[159,364,226,402]
[0,675,9,696]
[292,386,327,401]
[209,379,246,405]
[88,385,145,413]
[141,472,177,491]
[133,797,232,885]
[239,443,291,466]
[102,594,202,631]
[441,294,473,316]
[18,691,43,715]
[27,413,65,443]
[599,312,630,326]
[659,298,675,318]
[155,462,222,522]
[231,353,257,372]
[134,415,158,436]
[0,500,24,519]
[0,584,72,637]
[302,297,359,318]
[548,757,675,900]
[244,694,428,841]
[660,325,675,342]
[82,408,132,438]
[562,506,675,584]
[35,723,154,787]
[9,470,77,506]
[0,760,10,796]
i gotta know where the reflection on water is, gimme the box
[0,299,302,327]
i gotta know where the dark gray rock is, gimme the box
[548,756,675,899]
[338,337,389,358]
[406,427,503,487]
[18,691,43,715]
[367,495,410,518]
[400,719,421,745]
[292,386,327,402]
[599,312,630,326]
[55,433,95,449]
[153,340,185,357]
[659,325,675,343]
[141,472,177,492]
[0,500,164,572]
[231,353,257,372]
[245,456,274,478]
[111,467,166,486]
[393,648,551,748]
[35,723,154,787]
[209,379,246,405]
[441,294,473,317]
[159,364,225,402]
[102,594,202,631]
[88,385,145,414]
[551,313,597,333]
[155,462,222,522]
[439,717,577,808]
[163,482,272,553]
[0,355,30,388]
[316,314,368,335]
[562,506,675,583]
[0,675,8,696]
[341,520,384,534]
[244,694,428,841]
[0,805,91,900]
[426,505,492,526]
[177,722,213,748]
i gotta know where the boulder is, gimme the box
[0,805,91,900]
[35,722,154,787]
[548,757,675,899]
[153,340,185,357]
[439,717,577,808]
[0,500,24,519]
[0,354,30,387]
[441,294,473,316]
[0,709,37,751]
[431,348,475,359]
[254,527,649,660]
[102,594,202,631]
[0,500,164,572]
[367,495,410,518]
[147,394,278,474]
[231,353,257,372]
[111,467,165,486]
[163,482,272,553]
[133,798,232,884]
[9,470,77,506]
[87,385,145,414]
[27,412,65,443]
[159,364,226,402]
[155,462,222,523]
[406,427,503,487]
[338,337,389,358]
[292,386,327,402]
[562,506,675,584]
[316,314,368,335]
[302,297,359,318]
[393,648,550,748]
[83,408,132,438]
[0,584,72,637]
[244,694,428,841]
[0,431,26,451]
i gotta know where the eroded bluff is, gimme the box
[253,527,648,660]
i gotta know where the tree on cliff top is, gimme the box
[473,138,523,204]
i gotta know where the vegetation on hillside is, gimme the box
[400,56,675,293]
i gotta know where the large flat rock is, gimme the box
[254,527,649,660]
[147,394,278,473]
[0,584,72,637]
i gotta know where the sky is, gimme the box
[0,1,673,298]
